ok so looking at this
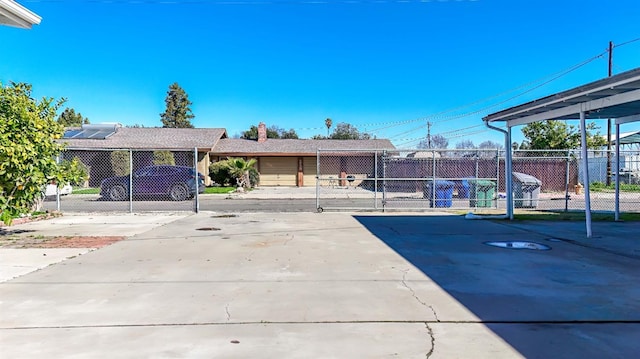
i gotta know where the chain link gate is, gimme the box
[316,149,502,212]
[42,148,203,213]
[317,148,640,213]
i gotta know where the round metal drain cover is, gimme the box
[196,227,221,231]
[484,241,551,250]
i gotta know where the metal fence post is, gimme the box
[382,150,387,212]
[194,147,199,213]
[129,149,133,214]
[316,149,320,211]
[564,150,571,212]
[374,150,378,210]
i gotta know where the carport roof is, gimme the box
[483,67,640,127]
[0,0,41,28]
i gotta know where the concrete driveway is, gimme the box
[1,212,639,358]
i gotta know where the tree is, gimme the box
[330,122,371,140]
[160,82,195,128]
[325,118,332,137]
[241,125,298,140]
[454,139,476,157]
[225,157,258,188]
[0,82,85,224]
[521,120,606,150]
[57,108,89,127]
[417,134,448,149]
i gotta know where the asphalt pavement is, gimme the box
[1,208,640,358]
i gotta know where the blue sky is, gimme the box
[3,0,640,147]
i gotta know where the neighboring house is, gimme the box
[0,0,41,29]
[211,123,395,187]
[61,124,227,186]
[61,122,396,188]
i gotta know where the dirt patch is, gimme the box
[0,236,126,249]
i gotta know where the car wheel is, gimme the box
[169,183,188,201]
[109,184,128,201]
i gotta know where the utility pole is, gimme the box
[606,41,613,186]
[427,121,432,148]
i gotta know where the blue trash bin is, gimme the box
[423,180,455,208]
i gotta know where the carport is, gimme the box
[483,67,640,238]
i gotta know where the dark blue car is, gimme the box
[100,165,205,201]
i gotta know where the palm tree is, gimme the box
[325,118,332,137]
[226,157,257,188]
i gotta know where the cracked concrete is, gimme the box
[2,212,640,358]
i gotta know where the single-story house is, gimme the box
[61,123,396,187]
[61,124,227,186]
[211,122,395,187]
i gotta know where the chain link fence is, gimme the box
[317,149,640,213]
[42,148,202,213]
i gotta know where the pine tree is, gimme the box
[160,83,195,128]
[57,108,89,127]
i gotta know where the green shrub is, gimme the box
[110,151,130,176]
[60,157,90,186]
[209,159,260,187]
[209,161,232,186]
[153,150,175,165]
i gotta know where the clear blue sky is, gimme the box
[3,0,640,147]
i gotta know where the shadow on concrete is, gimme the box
[354,215,640,358]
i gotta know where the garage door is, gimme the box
[302,157,317,187]
[259,157,297,186]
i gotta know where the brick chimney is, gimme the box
[257,122,267,143]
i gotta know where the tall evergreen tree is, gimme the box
[57,108,89,127]
[160,82,195,128]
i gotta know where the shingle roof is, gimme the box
[61,127,227,151]
[213,138,396,156]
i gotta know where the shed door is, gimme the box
[260,157,297,186]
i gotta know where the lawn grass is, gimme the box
[203,187,236,194]
[72,188,100,194]
[454,209,640,221]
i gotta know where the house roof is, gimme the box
[213,138,396,156]
[62,127,227,151]
[0,0,41,29]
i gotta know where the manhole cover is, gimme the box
[212,214,237,218]
[484,241,551,250]
[196,227,221,231]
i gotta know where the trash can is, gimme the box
[469,179,496,207]
[423,180,455,208]
[455,179,470,199]
[512,172,542,208]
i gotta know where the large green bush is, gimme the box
[110,151,130,176]
[153,150,175,165]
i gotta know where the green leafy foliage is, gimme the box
[160,82,195,128]
[0,82,66,224]
[329,122,371,140]
[241,125,299,139]
[57,108,89,127]
[152,150,175,165]
[59,157,90,186]
[520,120,607,150]
[209,158,259,188]
[110,151,130,176]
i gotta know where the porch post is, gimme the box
[580,111,592,238]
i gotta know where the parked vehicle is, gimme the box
[100,165,205,201]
